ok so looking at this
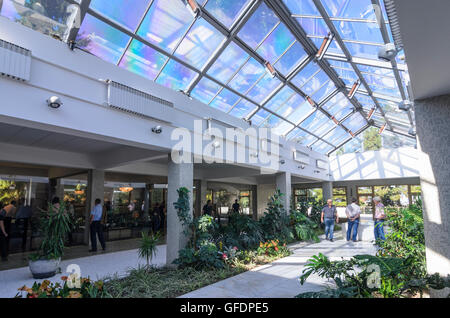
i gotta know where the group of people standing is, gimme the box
[320,196,386,243]
[0,199,33,262]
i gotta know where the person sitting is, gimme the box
[345,198,361,242]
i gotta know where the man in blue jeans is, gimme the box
[89,198,106,252]
[321,199,339,242]
[345,198,361,242]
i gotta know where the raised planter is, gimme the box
[29,258,61,279]
[107,228,132,241]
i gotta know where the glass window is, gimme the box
[311,140,334,154]
[346,42,383,60]
[156,59,197,91]
[251,108,271,127]
[204,0,251,29]
[300,111,335,137]
[190,77,222,104]
[229,58,266,94]
[322,93,354,121]
[237,2,279,49]
[357,186,373,214]
[310,36,344,56]
[207,42,249,83]
[274,41,308,76]
[342,112,366,133]
[287,128,317,146]
[90,0,151,31]
[296,17,329,37]
[174,18,226,69]
[374,185,409,207]
[333,187,347,207]
[333,20,384,44]
[247,73,282,104]
[265,86,296,112]
[136,0,194,53]
[256,23,295,64]
[322,125,349,146]
[292,62,321,88]
[287,99,315,124]
[209,88,240,113]
[322,0,377,19]
[228,99,258,119]
[77,14,131,64]
[118,39,168,80]
[283,0,320,16]
[1,0,73,39]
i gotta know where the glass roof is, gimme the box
[0,0,415,156]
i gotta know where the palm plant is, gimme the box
[33,202,72,260]
[139,231,160,267]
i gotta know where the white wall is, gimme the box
[330,147,420,181]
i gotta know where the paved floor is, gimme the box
[180,233,377,298]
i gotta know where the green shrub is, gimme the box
[259,190,292,242]
[290,210,319,242]
[138,231,160,266]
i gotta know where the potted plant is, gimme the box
[29,202,71,279]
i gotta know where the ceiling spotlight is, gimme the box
[398,100,412,111]
[250,152,258,158]
[408,127,416,136]
[279,159,286,165]
[47,96,63,109]
[299,164,305,169]
[151,126,162,134]
[378,43,398,62]
[212,140,221,149]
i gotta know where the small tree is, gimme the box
[138,231,160,267]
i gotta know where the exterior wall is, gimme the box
[415,94,450,297]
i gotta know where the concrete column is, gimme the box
[346,183,357,204]
[167,155,193,266]
[251,185,258,220]
[84,169,105,244]
[256,184,276,218]
[415,95,450,297]
[276,172,291,213]
[322,181,333,202]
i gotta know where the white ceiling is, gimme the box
[395,0,450,100]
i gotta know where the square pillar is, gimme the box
[322,181,333,202]
[415,95,450,297]
[167,155,193,266]
[276,172,291,213]
[84,169,105,244]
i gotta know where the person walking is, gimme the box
[2,200,17,256]
[345,198,361,242]
[231,199,241,215]
[89,198,106,252]
[15,198,32,251]
[151,203,161,233]
[373,196,386,242]
[321,199,339,242]
[0,203,8,261]
[202,200,213,216]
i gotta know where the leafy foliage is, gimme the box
[138,231,160,266]
[16,276,108,298]
[290,210,319,242]
[259,190,292,242]
[31,203,72,260]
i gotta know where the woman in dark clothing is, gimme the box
[151,203,161,233]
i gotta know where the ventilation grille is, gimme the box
[384,0,403,49]
[0,39,31,81]
[107,81,174,118]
